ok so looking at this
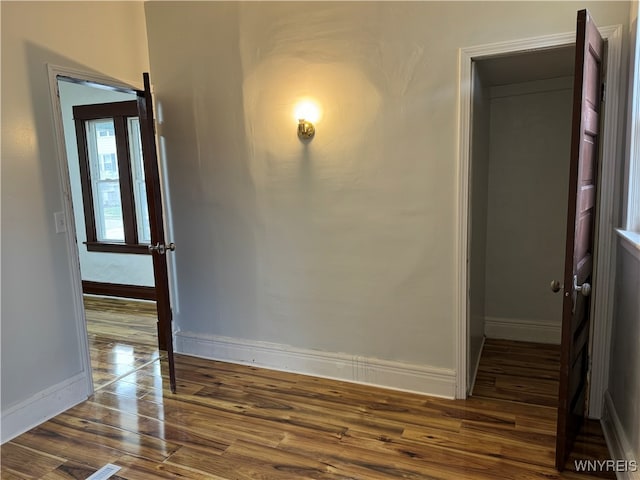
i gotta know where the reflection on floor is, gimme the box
[473,338,614,478]
[84,295,161,390]
[2,353,619,479]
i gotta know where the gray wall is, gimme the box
[1,1,149,439]
[484,78,573,343]
[144,1,628,373]
[608,243,640,460]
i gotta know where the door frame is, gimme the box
[455,25,623,420]
[46,64,171,396]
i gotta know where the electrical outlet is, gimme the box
[54,211,66,233]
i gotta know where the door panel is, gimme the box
[137,72,177,394]
[555,9,603,471]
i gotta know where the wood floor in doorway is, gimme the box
[473,338,613,479]
[84,296,160,390]
[472,338,560,407]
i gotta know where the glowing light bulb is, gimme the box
[294,99,321,141]
[294,100,321,124]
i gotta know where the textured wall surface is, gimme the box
[1,1,149,411]
[145,1,628,372]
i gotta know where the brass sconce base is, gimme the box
[298,120,315,140]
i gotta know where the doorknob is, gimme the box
[550,280,562,293]
[148,242,176,255]
[573,275,591,297]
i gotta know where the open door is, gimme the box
[137,73,177,394]
[555,9,603,470]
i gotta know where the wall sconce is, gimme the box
[298,119,315,140]
[294,99,320,142]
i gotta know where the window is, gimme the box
[617,12,640,255]
[627,28,640,234]
[100,153,117,173]
[73,100,151,254]
[97,123,114,137]
[128,117,151,244]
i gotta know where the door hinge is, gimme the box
[601,83,606,103]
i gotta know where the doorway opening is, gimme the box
[459,16,624,473]
[467,49,597,468]
[457,24,622,415]
[467,43,613,473]
[56,77,161,391]
[467,46,575,395]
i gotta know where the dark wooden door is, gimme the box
[137,72,177,394]
[555,9,603,470]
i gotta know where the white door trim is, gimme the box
[455,25,623,420]
[46,64,142,397]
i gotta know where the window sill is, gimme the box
[85,242,150,255]
[615,229,640,261]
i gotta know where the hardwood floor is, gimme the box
[472,338,613,479]
[85,296,158,347]
[1,339,615,480]
[472,338,561,407]
[84,296,160,390]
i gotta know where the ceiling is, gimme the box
[475,46,576,87]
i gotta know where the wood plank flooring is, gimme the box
[472,338,613,479]
[472,338,561,407]
[84,296,158,347]
[1,337,615,480]
[84,296,160,390]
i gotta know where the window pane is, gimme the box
[96,181,125,241]
[86,119,125,242]
[91,120,119,181]
[128,117,151,243]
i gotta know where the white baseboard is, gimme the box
[601,391,640,480]
[484,316,560,344]
[175,332,456,399]
[1,373,89,444]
